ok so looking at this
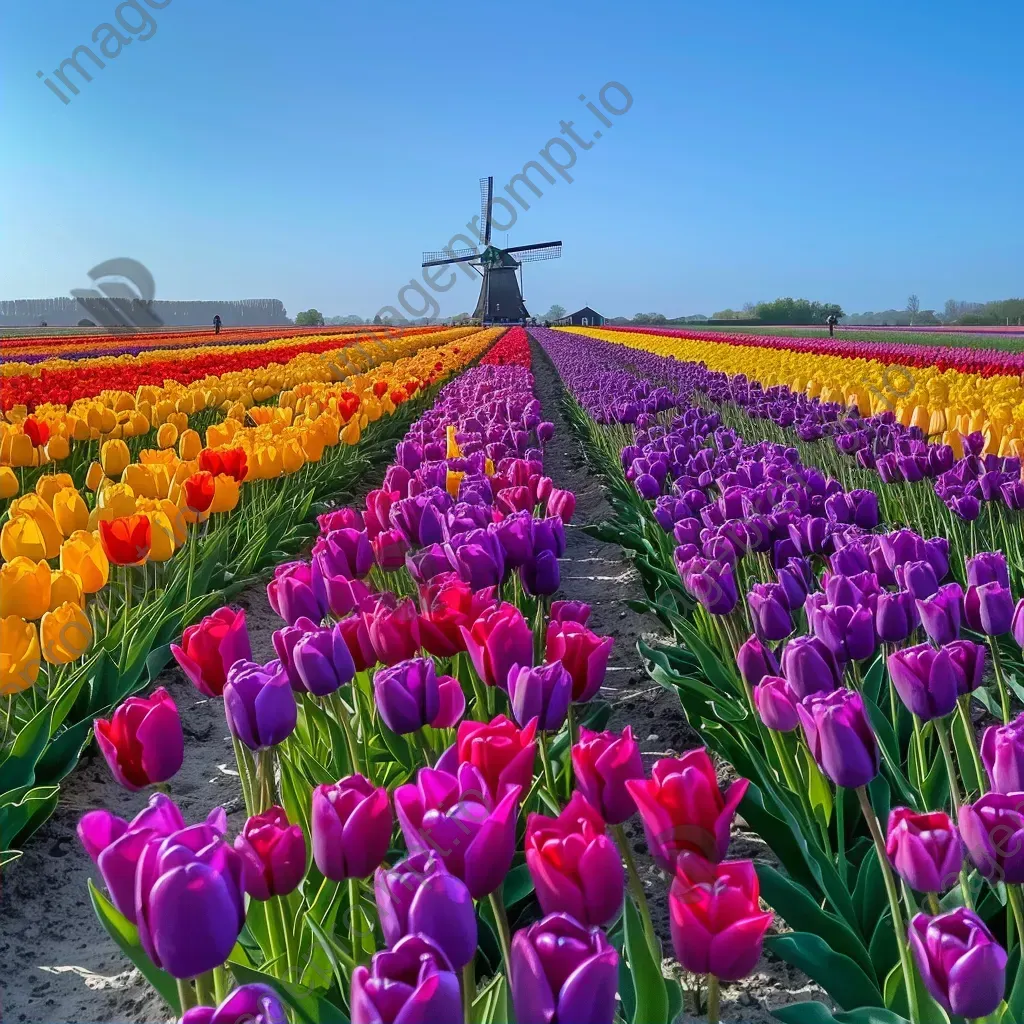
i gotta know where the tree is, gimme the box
[907,294,920,324]
[541,304,567,320]
[294,308,325,327]
[632,312,668,325]
[753,298,844,325]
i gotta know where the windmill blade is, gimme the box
[505,241,562,263]
[479,176,494,245]
[421,248,479,268]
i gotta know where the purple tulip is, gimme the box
[736,634,780,690]
[77,795,226,924]
[182,984,287,1024]
[550,600,591,627]
[959,792,1024,882]
[406,543,453,585]
[508,660,572,731]
[510,913,618,1024]
[981,714,1024,793]
[817,602,877,662]
[887,643,963,721]
[134,821,246,978]
[896,559,939,600]
[798,688,879,789]
[223,661,297,750]
[754,676,800,732]
[394,763,519,899]
[780,634,843,700]
[916,583,963,645]
[521,548,561,596]
[234,805,306,900]
[311,775,392,881]
[351,935,462,1024]
[885,807,962,894]
[374,656,450,735]
[968,551,1011,588]
[747,583,793,642]
[314,527,373,580]
[875,590,919,643]
[289,621,355,696]
[681,559,738,615]
[374,852,477,970]
[909,909,1007,1019]
[446,528,505,590]
[965,581,1015,636]
[266,561,326,626]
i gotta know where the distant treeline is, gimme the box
[0,298,291,327]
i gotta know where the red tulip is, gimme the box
[456,715,537,803]
[99,514,152,566]
[183,471,216,514]
[171,606,253,697]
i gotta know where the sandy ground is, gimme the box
[0,345,817,1023]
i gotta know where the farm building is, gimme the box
[552,306,605,327]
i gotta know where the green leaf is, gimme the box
[623,891,668,1024]
[861,694,916,807]
[1003,942,1024,1023]
[800,745,834,828]
[772,1004,911,1023]
[952,710,982,797]
[756,864,875,982]
[0,703,54,793]
[766,932,883,1010]
[88,880,180,1012]
[882,960,949,1023]
[502,863,535,907]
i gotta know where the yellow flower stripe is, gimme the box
[563,327,1024,457]
[0,327,502,681]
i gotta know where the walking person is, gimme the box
[213,314,222,335]
[826,312,838,338]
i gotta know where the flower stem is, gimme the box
[957,695,987,798]
[933,716,962,815]
[332,692,362,776]
[349,877,364,965]
[176,978,196,1013]
[564,703,577,800]
[706,974,720,1023]
[988,637,1012,724]
[539,731,558,801]
[195,970,216,1008]
[1008,885,1024,955]
[462,959,475,1024]
[856,786,921,1024]
[613,823,657,954]
[231,735,256,816]
[488,889,514,982]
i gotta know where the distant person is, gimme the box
[213,314,222,335]
[826,313,838,338]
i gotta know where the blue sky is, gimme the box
[3,0,1021,320]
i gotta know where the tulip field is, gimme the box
[6,321,1024,1024]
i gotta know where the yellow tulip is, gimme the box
[60,530,110,593]
[8,494,63,558]
[157,422,179,449]
[86,461,106,492]
[98,407,117,433]
[446,425,462,459]
[281,440,305,475]
[70,416,91,442]
[112,393,135,413]
[0,615,41,695]
[0,466,18,500]
[122,463,161,500]
[142,510,178,561]
[0,557,51,620]
[1,514,49,562]
[49,569,84,610]
[100,438,131,477]
[1,431,34,467]
[209,474,241,513]
[45,435,71,461]
[35,471,76,504]
[41,601,93,664]
[155,498,188,546]
[178,428,202,461]
[446,469,465,499]
[52,486,90,536]
[300,429,327,463]
[341,420,361,445]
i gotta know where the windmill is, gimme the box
[422,176,562,323]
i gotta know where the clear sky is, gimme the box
[3,0,1021,320]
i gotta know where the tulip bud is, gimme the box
[875,589,919,643]
[40,601,92,663]
[753,676,800,732]
[798,689,879,789]
[181,984,287,1024]
[525,792,624,927]
[959,792,1024,883]
[234,805,307,900]
[351,935,461,1024]
[572,725,644,825]
[887,643,963,721]
[311,775,392,881]
[290,620,355,696]
[361,594,421,665]
[908,909,1006,1019]
[374,852,477,970]
[670,852,774,982]
[223,661,297,750]
[735,633,779,690]
[747,583,793,642]
[171,606,252,698]
[885,807,962,894]
[545,620,613,704]
[625,749,748,870]
[94,687,184,791]
[981,714,1024,793]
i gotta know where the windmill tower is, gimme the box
[421,177,562,324]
